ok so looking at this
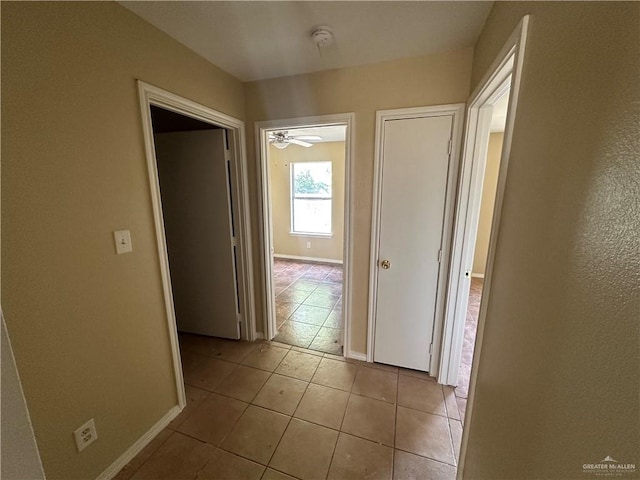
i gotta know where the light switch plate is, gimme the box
[113,230,132,254]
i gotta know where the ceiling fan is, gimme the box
[269,131,322,149]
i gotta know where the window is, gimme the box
[291,161,332,235]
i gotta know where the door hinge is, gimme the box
[448,139,452,155]
[429,343,433,355]
[237,313,242,324]
[231,237,237,247]
[437,249,442,263]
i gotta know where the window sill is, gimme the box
[289,232,333,239]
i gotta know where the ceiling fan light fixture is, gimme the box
[269,130,320,149]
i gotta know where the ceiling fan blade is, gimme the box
[288,138,313,148]
[293,135,322,141]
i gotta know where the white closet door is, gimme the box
[374,115,453,370]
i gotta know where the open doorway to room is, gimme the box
[257,116,354,357]
[150,105,243,341]
[267,126,346,354]
[136,82,256,412]
[436,19,529,475]
[454,89,509,402]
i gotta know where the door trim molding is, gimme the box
[451,16,530,480]
[137,81,257,409]
[255,113,356,358]
[367,104,466,367]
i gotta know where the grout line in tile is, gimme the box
[325,426,341,480]
[393,445,458,469]
[263,465,303,480]
[263,403,294,469]
[192,446,217,480]
[338,391,352,432]
[395,401,457,421]
[392,358,400,479]
[348,389,397,406]
[258,348,325,471]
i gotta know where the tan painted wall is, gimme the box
[463,3,640,478]
[472,132,503,275]
[269,142,345,262]
[246,49,473,352]
[1,3,244,479]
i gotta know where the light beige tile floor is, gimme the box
[272,259,344,355]
[115,333,465,480]
[456,278,483,399]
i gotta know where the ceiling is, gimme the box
[276,125,347,143]
[120,1,493,82]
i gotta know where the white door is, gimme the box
[374,115,453,370]
[155,129,240,339]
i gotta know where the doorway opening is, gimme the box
[436,15,529,476]
[137,81,256,410]
[454,88,510,402]
[257,115,354,357]
[151,106,242,340]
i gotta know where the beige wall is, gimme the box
[270,142,345,262]
[246,49,473,352]
[463,2,639,478]
[472,132,503,275]
[1,3,244,479]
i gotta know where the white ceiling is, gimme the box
[281,125,347,143]
[120,1,493,82]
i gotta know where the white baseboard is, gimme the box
[273,254,343,265]
[470,273,485,279]
[96,405,182,480]
[346,350,367,362]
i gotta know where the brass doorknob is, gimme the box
[380,260,391,269]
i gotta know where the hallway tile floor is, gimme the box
[454,278,483,403]
[272,259,343,355]
[115,334,465,480]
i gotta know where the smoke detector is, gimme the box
[311,26,334,48]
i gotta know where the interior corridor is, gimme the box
[115,335,466,480]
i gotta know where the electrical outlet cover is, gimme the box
[73,418,98,452]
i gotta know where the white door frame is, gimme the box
[367,104,465,372]
[137,81,257,409]
[255,113,356,358]
[448,16,530,480]
[439,16,529,387]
